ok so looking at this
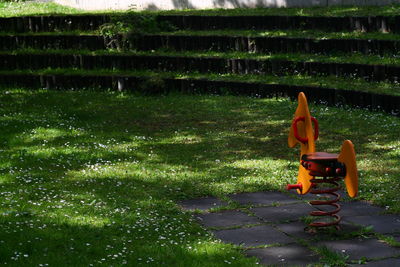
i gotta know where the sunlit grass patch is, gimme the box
[0,87,399,265]
[227,159,297,190]
[0,2,85,17]
[2,2,400,17]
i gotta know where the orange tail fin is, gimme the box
[338,140,358,198]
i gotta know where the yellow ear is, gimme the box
[288,93,306,148]
[338,140,358,198]
[288,92,316,153]
[288,92,317,194]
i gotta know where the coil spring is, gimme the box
[308,176,341,228]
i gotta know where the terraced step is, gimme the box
[158,15,400,32]
[1,11,399,116]
[0,69,398,115]
[166,29,400,40]
[1,14,400,33]
[1,52,399,82]
[0,15,110,33]
[134,34,400,55]
[0,35,110,50]
[2,33,400,55]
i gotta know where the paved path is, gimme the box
[179,191,400,266]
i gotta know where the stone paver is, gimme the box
[351,258,400,266]
[317,238,400,261]
[275,220,363,240]
[326,220,363,235]
[212,225,294,247]
[337,190,352,201]
[339,201,385,217]
[289,189,352,202]
[195,210,261,228]
[229,191,300,206]
[274,221,313,239]
[287,190,316,200]
[179,197,227,211]
[251,202,315,223]
[246,244,320,266]
[180,191,400,266]
[344,214,400,234]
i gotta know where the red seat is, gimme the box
[303,152,339,162]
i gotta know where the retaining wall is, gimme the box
[2,15,398,33]
[1,73,398,115]
[3,53,400,82]
[2,34,400,55]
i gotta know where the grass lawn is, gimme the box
[0,88,399,266]
[0,2,85,18]
[2,69,400,96]
[158,29,400,41]
[6,49,400,67]
[2,2,400,17]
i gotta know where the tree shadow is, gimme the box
[144,0,293,9]
[172,0,195,9]
[0,88,296,196]
[0,88,399,265]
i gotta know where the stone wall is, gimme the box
[54,0,400,10]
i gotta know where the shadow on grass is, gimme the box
[0,88,295,265]
[0,88,399,265]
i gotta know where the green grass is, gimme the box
[313,246,348,266]
[155,5,400,17]
[0,31,99,36]
[1,68,400,96]
[157,29,400,41]
[0,2,86,18]
[4,48,400,67]
[2,2,400,17]
[0,88,399,266]
[2,29,400,41]
[0,89,400,266]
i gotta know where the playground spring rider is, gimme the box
[286,92,358,228]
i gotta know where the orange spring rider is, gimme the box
[286,92,358,229]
